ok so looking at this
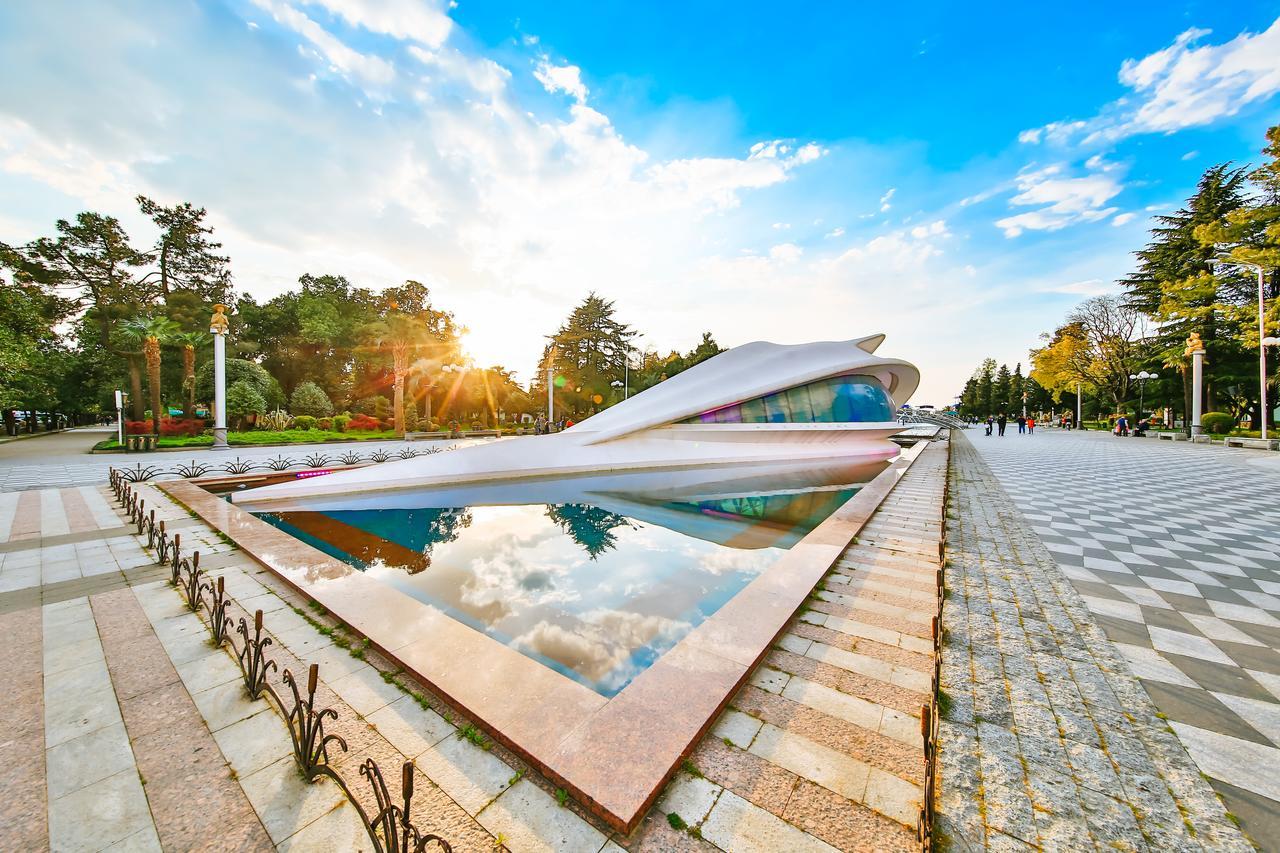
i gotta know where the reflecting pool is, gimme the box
[248,460,889,696]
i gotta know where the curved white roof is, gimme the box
[571,334,919,445]
[234,334,918,506]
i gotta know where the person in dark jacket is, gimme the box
[997,414,1008,436]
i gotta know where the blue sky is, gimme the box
[2,1,1279,403]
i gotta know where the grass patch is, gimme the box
[936,690,952,719]
[94,428,398,451]
[555,788,569,807]
[458,724,491,750]
[507,769,525,787]
[666,812,687,831]
[680,759,703,778]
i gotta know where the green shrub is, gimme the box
[317,417,333,430]
[290,381,334,418]
[354,395,391,419]
[293,415,318,431]
[226,380,267,430]
[196,359,272,403]
[1201,412,1235,435]
[332,414,351,433]
[403,406,419,432]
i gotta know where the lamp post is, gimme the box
[1128,371,1158,419]
[1076,381,1082,429]
[1215,257,1270,441]
[209,304,230,450]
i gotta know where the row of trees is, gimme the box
[2,200,726,437]
[964,125,1279,429]
[956,360,1054,419]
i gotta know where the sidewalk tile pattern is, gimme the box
[941,430,1259,851]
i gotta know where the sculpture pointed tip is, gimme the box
[854,334,886,354]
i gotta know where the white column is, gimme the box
[1190,349,1205,436]
[546,365,554,425]
[212,331,229,450]
[1076,382,1082,429]
[1259,268,1268,442]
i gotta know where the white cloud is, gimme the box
[769,242,803,262]
[995,162,1124,237]
[251,0,395,89]
[825,226,845,238]
[300,0,452,49]
[771,221,790,230]
[534,59,588,103]
[910,220,949,239]
[1039,278,1116,296]
[1018,19,1280,145]
[1112,212,1137,226]
[1181,150,1199,161]
[879,187,896,211]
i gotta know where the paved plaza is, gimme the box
[0,430,950,851]
[969,428,1280,847]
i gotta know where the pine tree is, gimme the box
[993,364,1012,415]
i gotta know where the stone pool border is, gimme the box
[157,440,933,833]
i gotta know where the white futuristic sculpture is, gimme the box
[235,334,919,508]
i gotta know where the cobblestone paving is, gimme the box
[938,431,1254,851]
[973,429,1280,847]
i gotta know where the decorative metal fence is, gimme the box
[111,445,444,484]
[109,471,453,853]
[917,447,950,851]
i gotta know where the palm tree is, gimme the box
[170,331,210,419]
[112,325,147,423]
[361,314,437,438]
[122,316,179,433]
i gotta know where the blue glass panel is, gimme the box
[763,393,789,422]
[830,378,856,421]
[699,410,717,423]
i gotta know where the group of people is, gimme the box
[532,414,574,435]
[983,414,1036,437]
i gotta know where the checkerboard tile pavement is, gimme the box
[973,429,1280,845]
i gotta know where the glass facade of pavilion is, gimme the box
[680,374,894,424]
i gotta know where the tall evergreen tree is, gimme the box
[993,364,1012,415]
[136,196,232,303]
[536,293,636,417]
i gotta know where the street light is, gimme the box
[1128,371,1158,420]
[1215,257,1271,441]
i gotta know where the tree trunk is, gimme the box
[394,370,406,438]
[145,337,162,434]
[128,358,145,421]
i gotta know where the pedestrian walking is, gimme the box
[985,416,994,436]
[1017,415,1027,434]
[1027,417,1036,434]
[997,414,1007,436]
